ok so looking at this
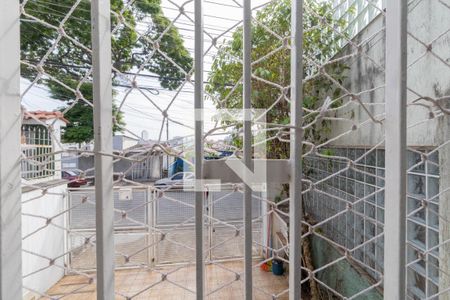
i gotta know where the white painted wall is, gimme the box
[22,183,67,298]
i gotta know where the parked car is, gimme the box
[154,172,194,187]
[85,173,121,186]
[62,170,87,188]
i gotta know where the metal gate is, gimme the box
[153,187,263,264]
[208,189,263,261]
[68,186,263,269]
[68,187,151,270]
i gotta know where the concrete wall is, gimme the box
[309,1,450,298]
[311,235,382,299]
[328,0,450,148]
[22,183,67,298]
[328,12,386,147]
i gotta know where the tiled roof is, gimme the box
[24,111,69,124]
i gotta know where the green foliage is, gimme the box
[207,0,349,159]
[321,149,336,156]
[21,0,192,143]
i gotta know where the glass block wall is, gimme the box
[303,147,440,298]
[332,0,385,43]
[406,150,440,299]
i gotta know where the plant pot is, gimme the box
[272,259,284,276]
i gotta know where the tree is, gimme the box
[21,0,192,143]
[206,0,349,159]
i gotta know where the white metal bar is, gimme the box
[243,1,253,299]
[384,0,407,299]
[208,189,213,261]
[153,189,159,265]
[289,0,303,299]
[0,0,22,298]
[91,0,115,299]
[147,187,154,267]
[194,0,205,298]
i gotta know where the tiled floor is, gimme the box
[46,260,289,299]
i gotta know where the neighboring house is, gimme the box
[21,111,69,299]
[61,143,95,172]
[21,111,68,182]
[64,137,165,183]
[61,144,80,170]
[113,134,139,151]
[120,142,164,182]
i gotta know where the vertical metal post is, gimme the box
[91,0,115,299]
[147,186,153,267]
[208,189,213,260]
[166,118,169,173]
[194,0,204,298]
[289,0,303,299]
[243,1,253,299]
[384,0,407,299]
[152,189,158,264]
[0,1,22,298]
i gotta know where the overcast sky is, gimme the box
[21,0,268,143]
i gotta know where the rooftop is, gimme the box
[24,110,70,124]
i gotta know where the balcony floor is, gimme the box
[46,260,289,299]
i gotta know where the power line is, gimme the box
[161,6,242,23]
[24,60,231,86]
